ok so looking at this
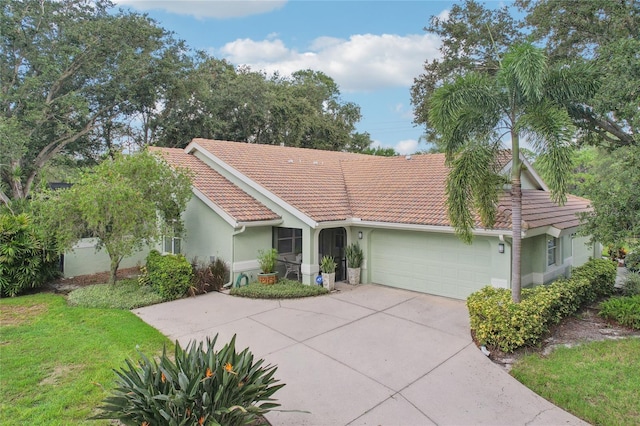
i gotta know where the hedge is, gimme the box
[145,250,193,301]
[467,258,617,353]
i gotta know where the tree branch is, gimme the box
[22,106,110,198]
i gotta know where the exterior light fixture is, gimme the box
[358,231,363,240]
[498,243,505,254]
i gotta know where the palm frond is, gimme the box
[518,101,575,204]
[446,143,503,243]
[498,42,547,103]
[429,73,501,160]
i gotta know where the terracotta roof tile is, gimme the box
[157,140,592,232]
[497,190,591,231]
[191,139,367,222]
[149,146,280,223]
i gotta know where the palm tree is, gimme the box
[427,42,583,303]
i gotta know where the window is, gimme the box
[273,227,302,254]
[163,236,182,255]
[547,237,557,266]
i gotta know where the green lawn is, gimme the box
[0,293,171,425]
[511,338,640,426]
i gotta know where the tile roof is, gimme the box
[157,140,592,232]
[497,190,591,231]
[191,138,367,222]
[149,146,280,223]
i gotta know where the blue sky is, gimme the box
[112,1,464,154]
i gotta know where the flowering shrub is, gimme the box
[467,258,617,353]
[92,335,285,425]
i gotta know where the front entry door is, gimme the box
[319,228,346,281]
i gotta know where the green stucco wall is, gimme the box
[182,196,233,264]
[63,238,149,277]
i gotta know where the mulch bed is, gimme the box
[47,266,141,294]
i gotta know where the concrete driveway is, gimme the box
[133,284,587,426]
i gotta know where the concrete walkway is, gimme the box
[133,284,587,426]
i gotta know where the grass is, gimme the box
[230,279,328,299]
[511,338,640,426]
[0,293,171,425]
[67,278,164,309]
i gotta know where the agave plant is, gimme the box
[92,335,285,425]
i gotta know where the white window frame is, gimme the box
[547,237,558,266]
[163,235,182,255]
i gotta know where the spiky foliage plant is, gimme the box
[92,335,284,425]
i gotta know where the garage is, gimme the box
[370,229,493,300]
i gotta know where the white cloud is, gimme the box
[435,9,450,23]
[113,0,286,19]
[370,138,420,155]
[395,139,420,155]
[217,32,441,92]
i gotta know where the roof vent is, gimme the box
[287,159,294,163]
[405,155,412,160]
[313,161,319,165]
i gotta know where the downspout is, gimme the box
[223,225,246,288]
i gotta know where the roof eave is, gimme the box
[188,140,318,228]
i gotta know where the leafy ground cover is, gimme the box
[67,278,164,309]
[511,338,640,426]
[230,279,328,299]
[0,293,170,425]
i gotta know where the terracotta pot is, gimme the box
[257,273,278,285]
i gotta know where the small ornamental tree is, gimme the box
[37,151,192,284]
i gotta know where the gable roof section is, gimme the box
[497,190,591,231]
[190,138,367,222]
[159,139,591,234]
[149,147,280,225]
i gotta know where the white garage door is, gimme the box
[370,229,492,300]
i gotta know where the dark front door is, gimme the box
[319,228,346,281]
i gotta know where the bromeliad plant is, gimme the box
[92,334,285,425]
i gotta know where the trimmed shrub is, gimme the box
[231,279,329,299]
[571,258,617,299]
[467,258,618,353]
[0,213,60,297]
[92,335,285,425]
[621,272,640,296]
[599,295,640,330]
[146,250,193,301]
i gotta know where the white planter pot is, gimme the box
[347,267,361,285]
[322,272,335,291]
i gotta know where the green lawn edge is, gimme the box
[0,293,172,425]
[511,338,640,426]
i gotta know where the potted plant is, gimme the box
[257,248,278,285]
[320,255,337,290]
[345,243,363,285]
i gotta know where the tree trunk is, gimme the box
[108,255,122,285]
[511,131,522,303]
[9,160,25,200]
[511,181,522,303]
